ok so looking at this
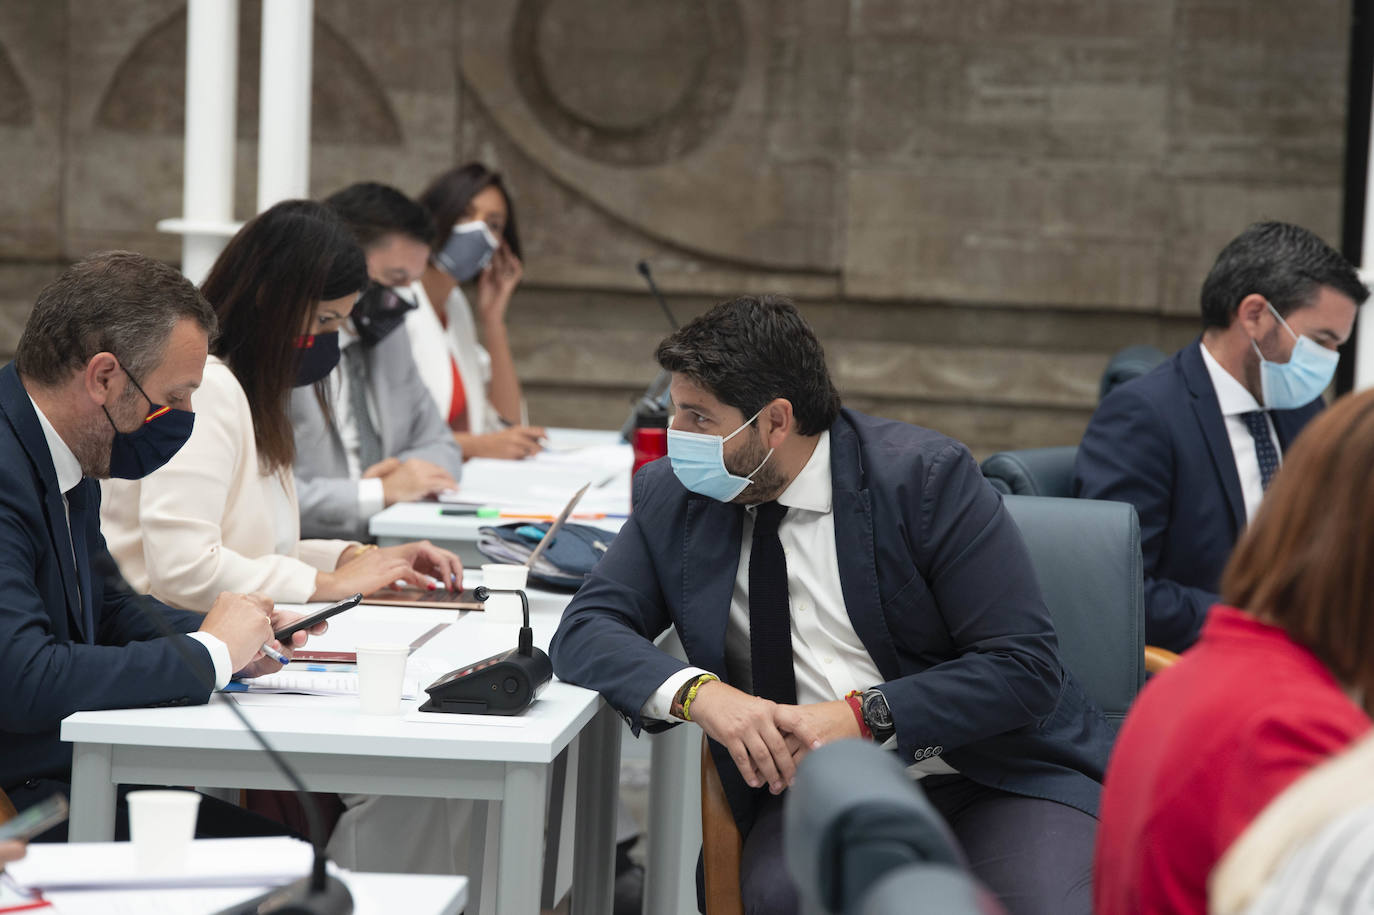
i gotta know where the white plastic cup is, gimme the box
[480,564,529,622]
[356,643,410,715]
[126,789,200,875]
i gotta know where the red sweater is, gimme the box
[1094,606,1370,915]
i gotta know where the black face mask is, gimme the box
[293,331,341,387]
[352,282,418,347]
[103,367,195,480]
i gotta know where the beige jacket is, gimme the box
[101,356,354,612]
[404,282,506,435]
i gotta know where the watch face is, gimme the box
[862,690,893,728]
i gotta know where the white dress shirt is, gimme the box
[329,327,385,520]
[1199,342,1281,523]
[644,431,955,774]
[28,395,230,689]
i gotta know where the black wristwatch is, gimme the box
[860,688,895,742]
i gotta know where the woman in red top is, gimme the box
[1094,388,1374,915]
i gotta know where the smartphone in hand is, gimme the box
[0,793,68,842]
[272,593,363,642]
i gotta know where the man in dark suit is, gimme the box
[551,296,1112,915]
[1075,222,1366,652]
[290,183,463,541]
[0,251,319,833]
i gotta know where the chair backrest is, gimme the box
[980,446,1078,498]
[1001,495,1144,728]
[1099,343,1167,401]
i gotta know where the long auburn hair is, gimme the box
[201,200,366,471]
[1222,388,1374,698]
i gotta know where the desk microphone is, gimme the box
[129,588,352,913]
[419,586,554,715]
[621,261,682,441]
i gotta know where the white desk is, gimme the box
[61,600,621,915]
[11,837,468,914]
[371,427,633,567]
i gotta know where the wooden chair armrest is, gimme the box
[701,736,744,915]
[1144,644,1182,675]
[0,787,17,824]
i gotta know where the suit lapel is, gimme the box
[0,364,88,639]
[681,495,743,678]
[1180,344,1247,534]
[829,415,900,679]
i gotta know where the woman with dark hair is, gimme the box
[101,199,461,611]
[1094,389,1374,915]
[407,162,546,460]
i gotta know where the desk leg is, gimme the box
[68,742,116,841]
[571,704,622,915]
[498,762,550,915]
[644,722,701,915]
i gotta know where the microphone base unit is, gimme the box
[419,646,554,715]
[214,873,354,915]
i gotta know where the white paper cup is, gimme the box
[480,564,529,622]
[126,789,200,874]
[481,563,529,590]
[356,643,410,715]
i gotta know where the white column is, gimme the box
[256,0,315,212]
[1357,62,1374,391]
[177,0,239,284]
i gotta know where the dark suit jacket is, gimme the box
[551,408,1112,834]
[1073,341,1321,652]
[0,362,215,790]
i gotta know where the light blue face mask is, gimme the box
[666,407,774,502]
[1252,302,1339,410]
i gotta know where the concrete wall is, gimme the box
[0,0,1352,455]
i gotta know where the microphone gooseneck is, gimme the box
[620,260,681,441]
[133,596,352,913]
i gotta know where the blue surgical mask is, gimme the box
[1252,302,1339,410]
[103,368,195,480]
[666,408,774,502]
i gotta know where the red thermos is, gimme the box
[631,401,669,476]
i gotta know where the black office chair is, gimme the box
[980,446,1078,498]
[1001,495,1144,728]
[783,740,1005,915]
[1099,344,1167,401]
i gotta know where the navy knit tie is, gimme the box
[1241,411,1279,490]
[748,501,796,705]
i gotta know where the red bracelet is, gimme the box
[845,692,872,740]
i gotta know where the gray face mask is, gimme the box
[433,220,500,283]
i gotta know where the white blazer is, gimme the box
[100,356,355,612]
[405,282,505,435]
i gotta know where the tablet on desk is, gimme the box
[364,587,487,611]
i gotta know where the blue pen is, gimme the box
[260,642,290,665]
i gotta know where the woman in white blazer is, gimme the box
[407,162,546,460]
[101,200,461,612]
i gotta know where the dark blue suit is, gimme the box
[551,408,1112,838]
[1073,342,1321,652]
[0,362,214,791]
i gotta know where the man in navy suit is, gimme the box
[552,297,1112,915]
[0,251,320,832]
[1075,223,1366,652]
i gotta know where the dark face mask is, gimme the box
[352,283,418,347]
[433,221,500,283]
[293,331,341,387]
[103,368,195,480]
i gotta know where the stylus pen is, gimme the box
[260,642,290,665]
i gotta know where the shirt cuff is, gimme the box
[186,631,232,690]
[357,478,385,519]
[642,667,712,722]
